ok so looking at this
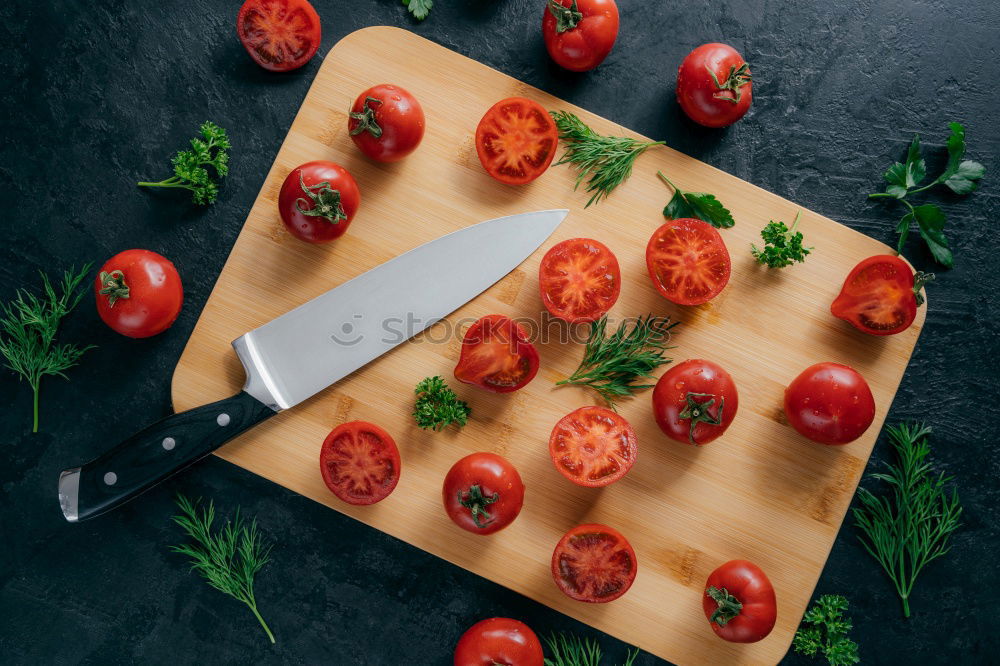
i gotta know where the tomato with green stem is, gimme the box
[278,161,360,243]
[653,359,738,446]
[443,453,524,535]
[676,43,752,128]
[95,249,183,338]
[552,523,636,603]
[542,0,620,72]
[831,254,931,335]
[703,560,776,643]
[453,617,543,666]
[348,84,425,163]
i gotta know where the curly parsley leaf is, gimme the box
[413,376,470,431]
[793,595,860,665]
[751,210,812,268]
[403,0,433,20]
[138,121,231,205]
[658,171,735,228]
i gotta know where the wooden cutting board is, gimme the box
[172,26,923,665]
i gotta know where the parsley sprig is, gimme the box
[793,595,860,665]
[0,265,93,433]
[544,632,638,666]
[171,495,275,643]
[658,171,735,228]
[138,121,231,205]
[550,111,665,207]
[413,376,470,430]
[869,122,985,267]
[751,210,812,268]
[557,315,677,407]
[403,0,433,20]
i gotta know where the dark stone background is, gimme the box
[1,1,997,664]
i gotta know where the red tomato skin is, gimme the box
[278,161,360,243]
[539,238,621,324]
[702,560,777,643]
[676,43,752,128]
[454,617,544,666]
[319,421,401,505]
[548,406,637,487]
[784,362,876,445]
[653,359,739,446]
[551,523,637,603]
[348,84,425,163]
[454,314,540,393]
[831,254,921,336]
[541,0,620,72]
[475,97,558,186]
[646,218,732,306]
[236,0,321,73]
[94,249,183,338]
[443,453,525,535]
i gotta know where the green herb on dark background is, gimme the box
[138,121,230,205]
[403,0,433,20]
[544,632,638,666]
[793,595,860,665]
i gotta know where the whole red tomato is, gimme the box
[551,524,636,603]
[784,362,875,445]
[646,217,731,305]
[831,254,931,336]
[539,238,621,324]
[549,406,636,487]
[653,359,739,446]
[475,98,558,186]
[95,249,183,338]
[676,43,752,128]
[348,84,425,163]
[443,453,524,535]
[278,161,360,243]
[236,0,321,72]
[319,421,401,505]
[702,560,776,643]
[542,0,620,72]
[454,617,543,666]
[454,314,539,393]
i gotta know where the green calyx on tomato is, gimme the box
[295,171,346,224]
[706,586,743,626]
[547,0,582,33]
[707,63,752,104]
[458,484,499,528]
[348,96,384,139]
[913,271,935,307]
[678,392,724,445]
[98,270,130,307]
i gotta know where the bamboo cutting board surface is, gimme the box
[171,27,923,665]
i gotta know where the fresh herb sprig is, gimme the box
[852,423,962,617]
[792,595,860,665]
[544,632,638,666]
[751,211,812,268]
[403,0,433,20]
[658,171,735,228]
[171,495,275,643]
[557,315,677,406]
[413,376,470,431]
[0,265,93,433]
[138,121,230,205]
[869,122,985,267]
[550,111,665,207]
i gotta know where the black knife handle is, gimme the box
[59,391,276,522]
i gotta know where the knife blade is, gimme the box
[58,209,568,522]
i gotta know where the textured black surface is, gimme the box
[1,1,998,664]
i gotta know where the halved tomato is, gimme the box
[831,254,931,336]
[552,524,637,603]
[646,217,731,305]
[237,0,321,72]
[548,407,636,487]
[319,421,401,505]
[475,97,558,185]
[539,238,621,324]
[454,314,540,393]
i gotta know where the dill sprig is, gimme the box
[544,632,638,666]
[0,264,94,432]
[550,110,664,207]
[557,315,678,406]
[852,423,962,618]
[171,495,276,643]
[413,375,470,430]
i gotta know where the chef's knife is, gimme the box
[59,209,568,522]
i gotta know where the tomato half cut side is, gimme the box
[475,97,558,185]
[539,238,621,323]
[319,421,401,505]
[831,254,928,336]
[237,0,321,72]
[454,314,540,393]
[551,524,637,603]
[646,218,731,305]
[549,407,636,487]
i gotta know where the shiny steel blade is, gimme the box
[232,209,568,410]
